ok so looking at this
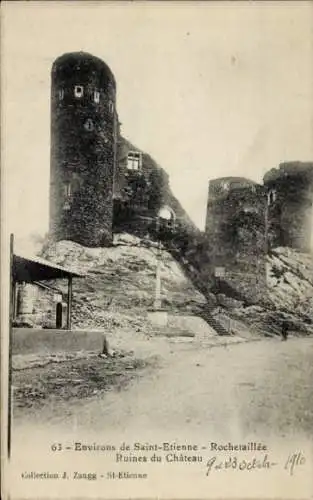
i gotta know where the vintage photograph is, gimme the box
[1,1,313,499]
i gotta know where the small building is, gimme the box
[12,253,83,329]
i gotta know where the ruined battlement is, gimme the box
[263,162,313,252]
[264,161,313,185]
[205,177,267,303]
[113,136,196,235]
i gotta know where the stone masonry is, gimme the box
[50,52,118,247]
[264,162,313,253]
[205,177,267,303]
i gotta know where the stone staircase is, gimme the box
[163,239,231,336]
[197,306,231,336]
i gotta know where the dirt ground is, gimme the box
[13,352,157,413]
[12,334,313,441]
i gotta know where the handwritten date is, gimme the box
[206,454,276,475]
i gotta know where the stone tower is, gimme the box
[264,162,313,253]
[205,177,267,303]
[49,52,118,246]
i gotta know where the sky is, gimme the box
[2,1,313,246]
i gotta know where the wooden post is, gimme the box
[66,276,73,330]
[8,233,14,459]
[12,282,17,320]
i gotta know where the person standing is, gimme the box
[281,320,289,341]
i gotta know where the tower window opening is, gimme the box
[63,182,72,211]
[94,91,100,103]
[58,89,64,100]
[64,182,72,197]
[108,100,114,114]
[127,151,142,171]
[214,266,225,278]
[84,118,94,131]
[268,190,276,205]
[74,85,84,98]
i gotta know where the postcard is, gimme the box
[1,1,313,499]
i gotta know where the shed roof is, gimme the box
[13,253,84,283]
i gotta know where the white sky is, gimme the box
[2,1,313,243]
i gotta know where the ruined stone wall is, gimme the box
[14,283,67,328]
[50,52,117,247]
[113,137,196,235]
[205,177,267,303]
[264,162,313,253]
[113,137,166,232]
[112,137,215,296]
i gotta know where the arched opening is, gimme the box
[56,302,63,329]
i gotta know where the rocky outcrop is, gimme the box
[267,247,313,319]
[29,234,313,338]
[40,234,208,332]
[229,247,313,336]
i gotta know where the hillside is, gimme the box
[41,233,208,332]
[39,231,313,341]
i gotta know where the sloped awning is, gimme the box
[12,252,84,330]
[12,253,84,283]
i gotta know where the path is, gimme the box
[13,336,313,441]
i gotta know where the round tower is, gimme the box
[49,52,118,246]
[264,162,313,252]
[205,177,267,303]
